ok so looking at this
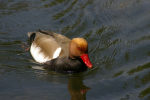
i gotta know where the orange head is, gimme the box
[69,38,92,68]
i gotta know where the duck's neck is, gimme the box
[69,55,75,59]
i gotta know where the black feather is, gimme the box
[29,33,36,44]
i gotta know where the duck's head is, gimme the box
[69,38,92,68]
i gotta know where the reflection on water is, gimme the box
[68,76,90,100]
[33,66,90,100]
[1,0,150,99]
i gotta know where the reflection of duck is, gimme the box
[34,69,90,100]
[68,76,90,100]
[27,29,92,73]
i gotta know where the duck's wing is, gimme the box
[28,30,71,63]
[28,32,62,63]
[34,30,71,58]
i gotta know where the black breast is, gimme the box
[44,56,87,73]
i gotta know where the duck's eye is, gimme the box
[78,47,81,50]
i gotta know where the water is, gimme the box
[0,0,150,100]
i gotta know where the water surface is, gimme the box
[0,0,150,100]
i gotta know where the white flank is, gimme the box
[53,47,61,58]
[30,43,50,63]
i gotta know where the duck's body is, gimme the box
[28,29,92,73]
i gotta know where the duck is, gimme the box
[27,29,92,73]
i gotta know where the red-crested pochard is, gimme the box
[28,29,92,73]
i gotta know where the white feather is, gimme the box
[30,43,50,63]
[30,43,62,63]
[53,47,61,58]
